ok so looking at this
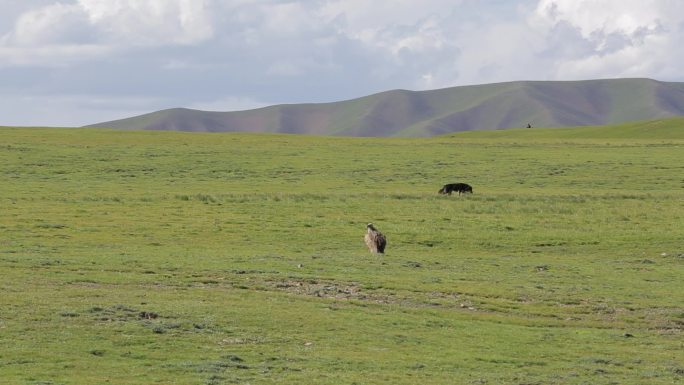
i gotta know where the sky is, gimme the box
[1,0,683,127]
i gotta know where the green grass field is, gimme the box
[1,121,683,384]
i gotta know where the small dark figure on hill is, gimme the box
[365,223,387,254]
[526,123,532,128]
[438,183,473,196]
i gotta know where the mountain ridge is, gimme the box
[86,78,684,137]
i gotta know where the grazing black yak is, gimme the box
[438,183,473,196]
[365,223,387,254]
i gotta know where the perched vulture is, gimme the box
[365,223,387,254]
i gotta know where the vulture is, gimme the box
[365,223,387,254]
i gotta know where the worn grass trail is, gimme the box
[1,127,683,384]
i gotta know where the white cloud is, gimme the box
[2,0,684,126]
[533,0,668,37]
[455,21,544,83]
[77,0,214,45]
[1,0,214,53]
[529,0,684,80]
[319,0,461,33]
[319,0,458,56]
[8,3,93,46]
[553,34,670,80]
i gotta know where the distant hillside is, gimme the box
[86,78,684,137]
[449,117,684,140]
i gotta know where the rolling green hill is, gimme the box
[86,78,684,136]
[451,116,684,140]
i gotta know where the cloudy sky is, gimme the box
[1,0,683,126]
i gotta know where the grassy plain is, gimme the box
[1,122,683,384]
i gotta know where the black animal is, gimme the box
[438,183,473,196]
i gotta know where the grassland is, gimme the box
[1,122,683,384]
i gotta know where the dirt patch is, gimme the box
[270,279,369,300]
[89,304,145,322]
[265,278,466,309]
